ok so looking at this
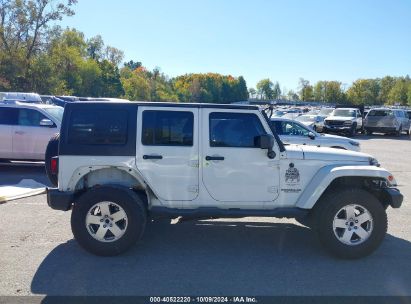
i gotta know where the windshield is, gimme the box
[319,108,333,116]
[368,110,392,117]
[296,115,315,122]
[332,109,356,117]
[44,107,64,123]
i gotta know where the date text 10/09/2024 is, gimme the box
[149,297,258,303]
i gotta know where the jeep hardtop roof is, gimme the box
[64,101,260,111]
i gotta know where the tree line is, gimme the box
[0,0,248,103]
[252,76,411,106]
[1,0,410,106]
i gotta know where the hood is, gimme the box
[320,133,358,143]
[285,144,370,162]
[300,121,314,127]
[326,116,355,121]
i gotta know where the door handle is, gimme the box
[206,156,225,161]
[14,131,25,135]
[143,155,163,160]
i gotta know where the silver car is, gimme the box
[0,101,63,160]
[271,118,361,151]
[364,108,410,136]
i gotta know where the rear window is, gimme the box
[0,107,18,125]
[142,110,194,146]
[368,110,393,117]
[68,110,128,145]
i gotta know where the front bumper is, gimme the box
[47,188,74,211]
[382,188,403,208]
[365,126,397,133]
[324,125,352,132]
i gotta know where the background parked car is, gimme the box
[364,108,410,136]
[295,114,325,132]
[271,118,361,151]
[0,101,63,160]
[0,92,42,103]
[324,108,363,136]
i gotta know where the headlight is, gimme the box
[344,120,353,126]
[369,157,380,167]
[349,140,360,147]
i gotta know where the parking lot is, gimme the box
[0,134,410,297]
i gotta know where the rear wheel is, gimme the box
[71,186,147,256]
[314,188,387,259]
[45,133,60,187]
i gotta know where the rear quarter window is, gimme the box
[68,110,128,145]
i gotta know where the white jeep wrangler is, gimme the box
[46,102,403,258]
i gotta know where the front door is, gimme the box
[12,108,58,160]
[202,109,280,204]
[136,107,199,202]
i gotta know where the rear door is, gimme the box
[136,107,199,202]
[0,107,18,159]
[12,108,58,160]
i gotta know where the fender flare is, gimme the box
[296,165,395,209]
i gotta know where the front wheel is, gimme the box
[314,188,387,259]
[349,124,357,137]
[71,186,147,256]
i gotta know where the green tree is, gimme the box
[347,79,380,105]
[0,0,77,90]
[237,76,249,100]
[298,78,314,101]
[256,78,274,100]
[273,81,281,99]
[378,76,396,105]
[388,78,408,105]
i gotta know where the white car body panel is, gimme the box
[0,125,13,158]
[296,165,396,209]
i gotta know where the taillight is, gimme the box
[51,157,59,175]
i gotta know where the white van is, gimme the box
[0,92,42,103]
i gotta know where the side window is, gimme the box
[17,109,48,126]
[209,112,266,148]
[142,110,194,146]
[68,110,128,145]
[0,107,18,125]
[281,121,309,136]
[272,121,285,135]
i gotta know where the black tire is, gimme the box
[349,124,356,137]
[71,186,147,256]
[45,133,60,187]
[313,125,317,132]
[314,188,387,259]
[396,126,402,137]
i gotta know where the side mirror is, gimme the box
[40,119,54,127]
[255,134,276,159]
[308,132,315,140]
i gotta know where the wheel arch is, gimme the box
[296,165,395,209]
[68,166,156,208]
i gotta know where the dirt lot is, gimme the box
[0,134,410,297]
